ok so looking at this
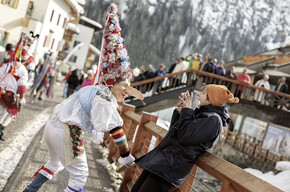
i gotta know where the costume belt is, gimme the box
[0,88,19,104]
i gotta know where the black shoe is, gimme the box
[0,124,4,141]
[38,97,42,101]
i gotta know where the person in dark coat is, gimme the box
[66,69,81,97]
[131,84,239,192]
[274,77,288,108]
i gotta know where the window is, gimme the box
[43,36,47,47]
[57,41,61,51]
[73,41,80,47]
[44,31,53,47]
[62,18,67,28]
[51,38,55,49]
[26,1,34,16]
[1,0,19,8]
[69,55,77,63]
[50,10,54,22]
[57,14,61,26]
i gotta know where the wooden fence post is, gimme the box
[120,112,158,192]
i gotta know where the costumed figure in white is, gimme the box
[0,55,28,141]
[253,75,270,103]
[21,32,39,88]
[24,3,144,192]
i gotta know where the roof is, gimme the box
[262,69,290,77]
[65,0,84,15]
[67,23,80,34]
[89,44,100,56]
[76,0,86,6]
[234,67,256,75]
[80,16,102,31]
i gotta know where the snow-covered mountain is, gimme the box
[85,0,290,68]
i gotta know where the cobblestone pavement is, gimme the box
[1,83,114,192]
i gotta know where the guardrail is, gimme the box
[221,130,288,164]
[131,69,290,111]
[103,103,283,192]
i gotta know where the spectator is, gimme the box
[144,65,156,91]
[212,58,217,71]
[213,61,226,84]
[80,69,94,89]
[185,53,196,69]
[200,53,213,84]
[253,75,270,103]
[274,77,288,108]
[62,67,72,97]
[168,59,178,74]
[131,85,239,192]
[67,69,82,97]
[235,69,251,98]
[172,58,189,86]
[225,66,237,90]
[134,67,146,82]
[192,54,201,71]
[200,53,212,73]
[154,63,167,92]
[191,54,201,84]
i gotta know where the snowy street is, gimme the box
[0,84,116,192]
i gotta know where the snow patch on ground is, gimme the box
[94,144,123,192]
[0,108,52,191]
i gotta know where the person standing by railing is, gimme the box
[225,66,237,90]
[274,77,288,108]
[154,63,166,93]
[131,85,239,192]
[253,75,270,103]
[235,69,251,98]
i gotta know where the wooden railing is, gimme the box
[103,103,283,192]
[221,130,288,164]
[131,69,290,111]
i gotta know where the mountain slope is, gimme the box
[85,0,290,68]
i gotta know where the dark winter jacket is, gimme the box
[136,105,231,187]
[67,69,81,89]
[200,62,213,73]
[275,82,288,94]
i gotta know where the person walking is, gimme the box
[23,3,144,192]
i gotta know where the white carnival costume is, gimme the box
[0,60,28,141]
[24,3,144,192]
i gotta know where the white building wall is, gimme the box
[68,24,94,70]
[0,0,30,45]
[33,0,71,64]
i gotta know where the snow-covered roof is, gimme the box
[80,16,102,31]
[67,23,80,34]
[234,67,256,74]
[66,0,84,15]
[263,69,290,77]
[89,44,100,56]
[77,0,86,6]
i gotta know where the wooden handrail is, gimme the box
[131,68,290,99]
[222,130,288,164]
[103,103,284,192]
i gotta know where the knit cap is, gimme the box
[206,84,239,106]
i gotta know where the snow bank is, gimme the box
[244,161,290,192]
[0,108,51,191]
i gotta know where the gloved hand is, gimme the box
[118,154,135,166]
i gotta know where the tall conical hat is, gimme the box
[96,3,144,102]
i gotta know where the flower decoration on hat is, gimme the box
[100,3,132,86]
